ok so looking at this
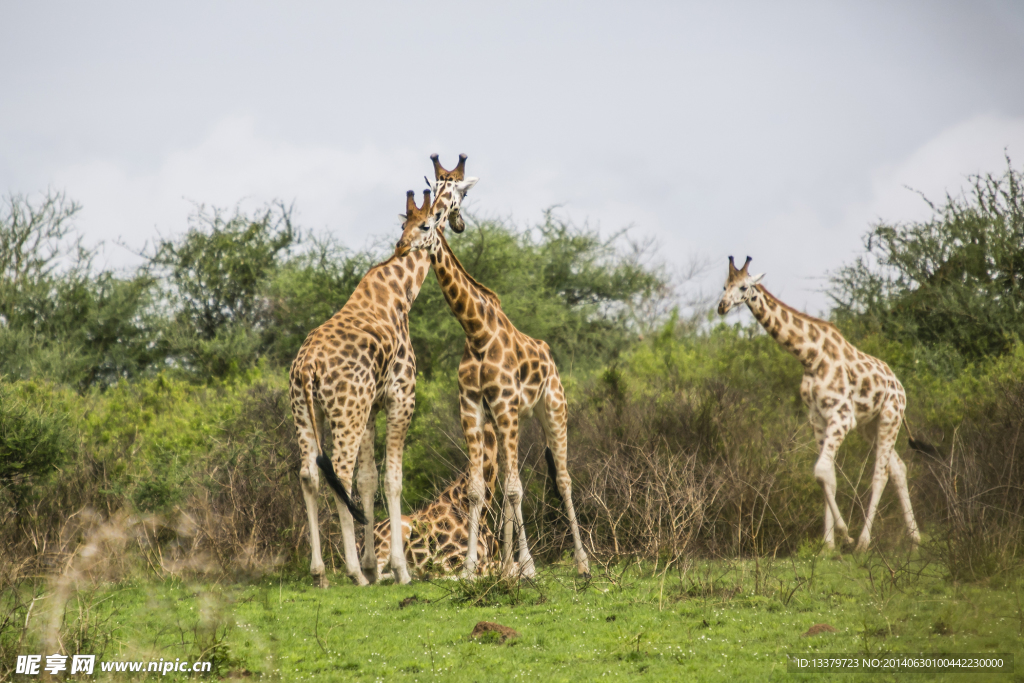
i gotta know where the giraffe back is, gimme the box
[365,474,500,578]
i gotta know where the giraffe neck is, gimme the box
[429,232,502,345]
[430,459,498,515]
[402,249,432,304]
[403,183,461,303]
[745,285,830,369]
[358,248,433,313]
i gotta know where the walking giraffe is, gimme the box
[366,423,503,579]
[394,166,590,579]
[290,162,477,586]
[717,256,921,551]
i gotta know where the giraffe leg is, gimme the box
[856,413,895,552]
[500,473,517,571]
[331,495,367,585]
[326,402,373,586]
[823,504,835,550]
[460,397,488,579]
[812,409,855,547]
[476,421,499,576]
[355,415,379,583]
[293,392,328,587]
[495,403,535,578]
[889,451,921,547]
[372,519,391,579]
[383,389,415,585]
[809,414,836,550]
[539,380,590,577]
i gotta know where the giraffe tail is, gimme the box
[544,447,564,502]
[907,439,944,460]
[301,364,368,526]
[902,416,943,460]
[317,454,369,526]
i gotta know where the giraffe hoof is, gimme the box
[314,573,329,589]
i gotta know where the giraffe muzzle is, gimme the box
[449,208,465,233]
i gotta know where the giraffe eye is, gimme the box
[419,223,429,231]
[740,286,748,292]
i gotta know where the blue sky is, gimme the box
[3,1,1023,315]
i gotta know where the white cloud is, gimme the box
[856,113,1024,228]
[54,116,424,268]
[45,111,1024,326]
[711,113,1024,321]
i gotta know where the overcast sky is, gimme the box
[4,1,1024,316]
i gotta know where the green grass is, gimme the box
[12,552,1024,682]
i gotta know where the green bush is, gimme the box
[0,382,74,502]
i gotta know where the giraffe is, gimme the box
[289,164,477,587]
[394,159,590,579]
[717,256,921,551]
[366,424,503,579]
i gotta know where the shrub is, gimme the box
[0,382,74,502]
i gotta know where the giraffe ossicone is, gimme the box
[289,159,475,587]
[718,256,921,551]
[395,156,591,580]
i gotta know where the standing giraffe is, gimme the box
[394,165,590,579]
[290,163,477,587]
[366,423,503,579]
[717,256,920,551]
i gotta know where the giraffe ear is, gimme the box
[750,272,765,284]
[399,214,408,222]
[456,177,478,195]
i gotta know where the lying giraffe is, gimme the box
[290,165,477,587]
[366,424,503,579]
[394,160,590,578]
[717,256,920,551]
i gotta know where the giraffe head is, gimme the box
[717,255,764,315]
[430,154,477,233]
[395,155,477,257]
[397,188,435,244]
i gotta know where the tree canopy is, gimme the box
[0,195,672,387]
[829,158,1024,373]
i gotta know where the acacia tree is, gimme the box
[146,201,298,378]
[829,158,1024,373]
[0,191,157,388]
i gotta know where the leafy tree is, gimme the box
[0,191,158,388]
[147,201,297,378]
[264,236,374,366]
[829,157,1024,373]
[0,190,85,330]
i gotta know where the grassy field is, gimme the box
[11,549,1022,682]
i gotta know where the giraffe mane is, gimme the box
[366,244,432,276]
[756,284,837,331]
[366,253,404,273]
